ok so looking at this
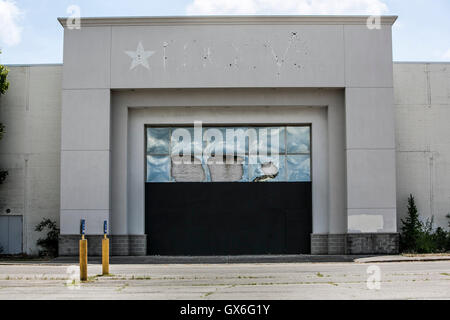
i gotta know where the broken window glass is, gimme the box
[249,155,286,182]
[207,155,246,182]
[146,125,311,183]
[171,155,205,182]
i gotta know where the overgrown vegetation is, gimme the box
[400,194,450,253]
[35,219,60,257]
[0,50,9,184]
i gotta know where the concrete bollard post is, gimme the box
[102,236,109,275]
[79,219,88,281]
[102,221,109,275]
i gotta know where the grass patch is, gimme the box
[116,283,129,292]
[203,291,214,298]
[327,282,338,286]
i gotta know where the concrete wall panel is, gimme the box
[62,27,111,89]
[347,149,397,210]
[394,64,429,105]
[61,89,110,151]
[348,208,396,233]
[0,66,62,254]
[60,210,109,235]
[429,64,450,105]
[344,25,393,88]
[395,105,430,152]
[60,151,110,211]
[111,25,345,88]
[395,63,450,230]
[346,87,395,149]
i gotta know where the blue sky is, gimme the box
[0,0,449,64]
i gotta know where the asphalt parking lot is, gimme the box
[0,260,449,300]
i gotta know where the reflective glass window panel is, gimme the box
[286,126,310,154]
[223,127,252,156]
[170,127,202,157]
[146,155,170,182]
[255,127,285,155]
[147,128,170,154]
[203,127,227,157]
[286,155,311,182]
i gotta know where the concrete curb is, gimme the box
[355,256,450,264]
[2,255,449,265]
[51,255,367,265]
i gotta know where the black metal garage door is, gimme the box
[145,182,312,255]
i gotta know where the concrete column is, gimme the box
[343,25,397,236]
[59,26,112,237]
[60,90,111,235]
[344,88,397,233]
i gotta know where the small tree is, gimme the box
[400,194,422,252]
[0,50,9,184]
[0,50,8,95]
[447,214,450,251]
[35,219,60,257]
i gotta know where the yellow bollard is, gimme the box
[102,235,109,275]
[79,235,88,281]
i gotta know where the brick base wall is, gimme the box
[346,233,399,255]
[60,233,398,256]
[328,234,346,254]
[59,235,147,256]
[311,234,329,254]
[311,233,399,255]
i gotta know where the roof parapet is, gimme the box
[58,15,398,28]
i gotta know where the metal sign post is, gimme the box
[79,219,88,281]
[102,220,110,275]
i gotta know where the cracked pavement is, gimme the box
[0,261,449,300]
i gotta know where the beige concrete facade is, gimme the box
[0,17,448,255]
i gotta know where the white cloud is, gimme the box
[442,49,450,61]
[0,0,23,47]
[186,0,389,15]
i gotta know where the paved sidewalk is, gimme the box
[1,254,449,266]
[0,260,449,299]
[355,254,450,263]
[50,254,450,265]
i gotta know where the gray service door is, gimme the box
[0,216,23,254]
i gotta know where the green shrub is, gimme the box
[400,195,450,254]
[35,219,60,257]
[400,195,422,252]
[447,214,450,251]
[416,217,436,253]
[433,227,448,252]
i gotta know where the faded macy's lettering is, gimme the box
[125,32,307,72]
[180,304,271,317]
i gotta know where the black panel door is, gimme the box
[145,182,312,255]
